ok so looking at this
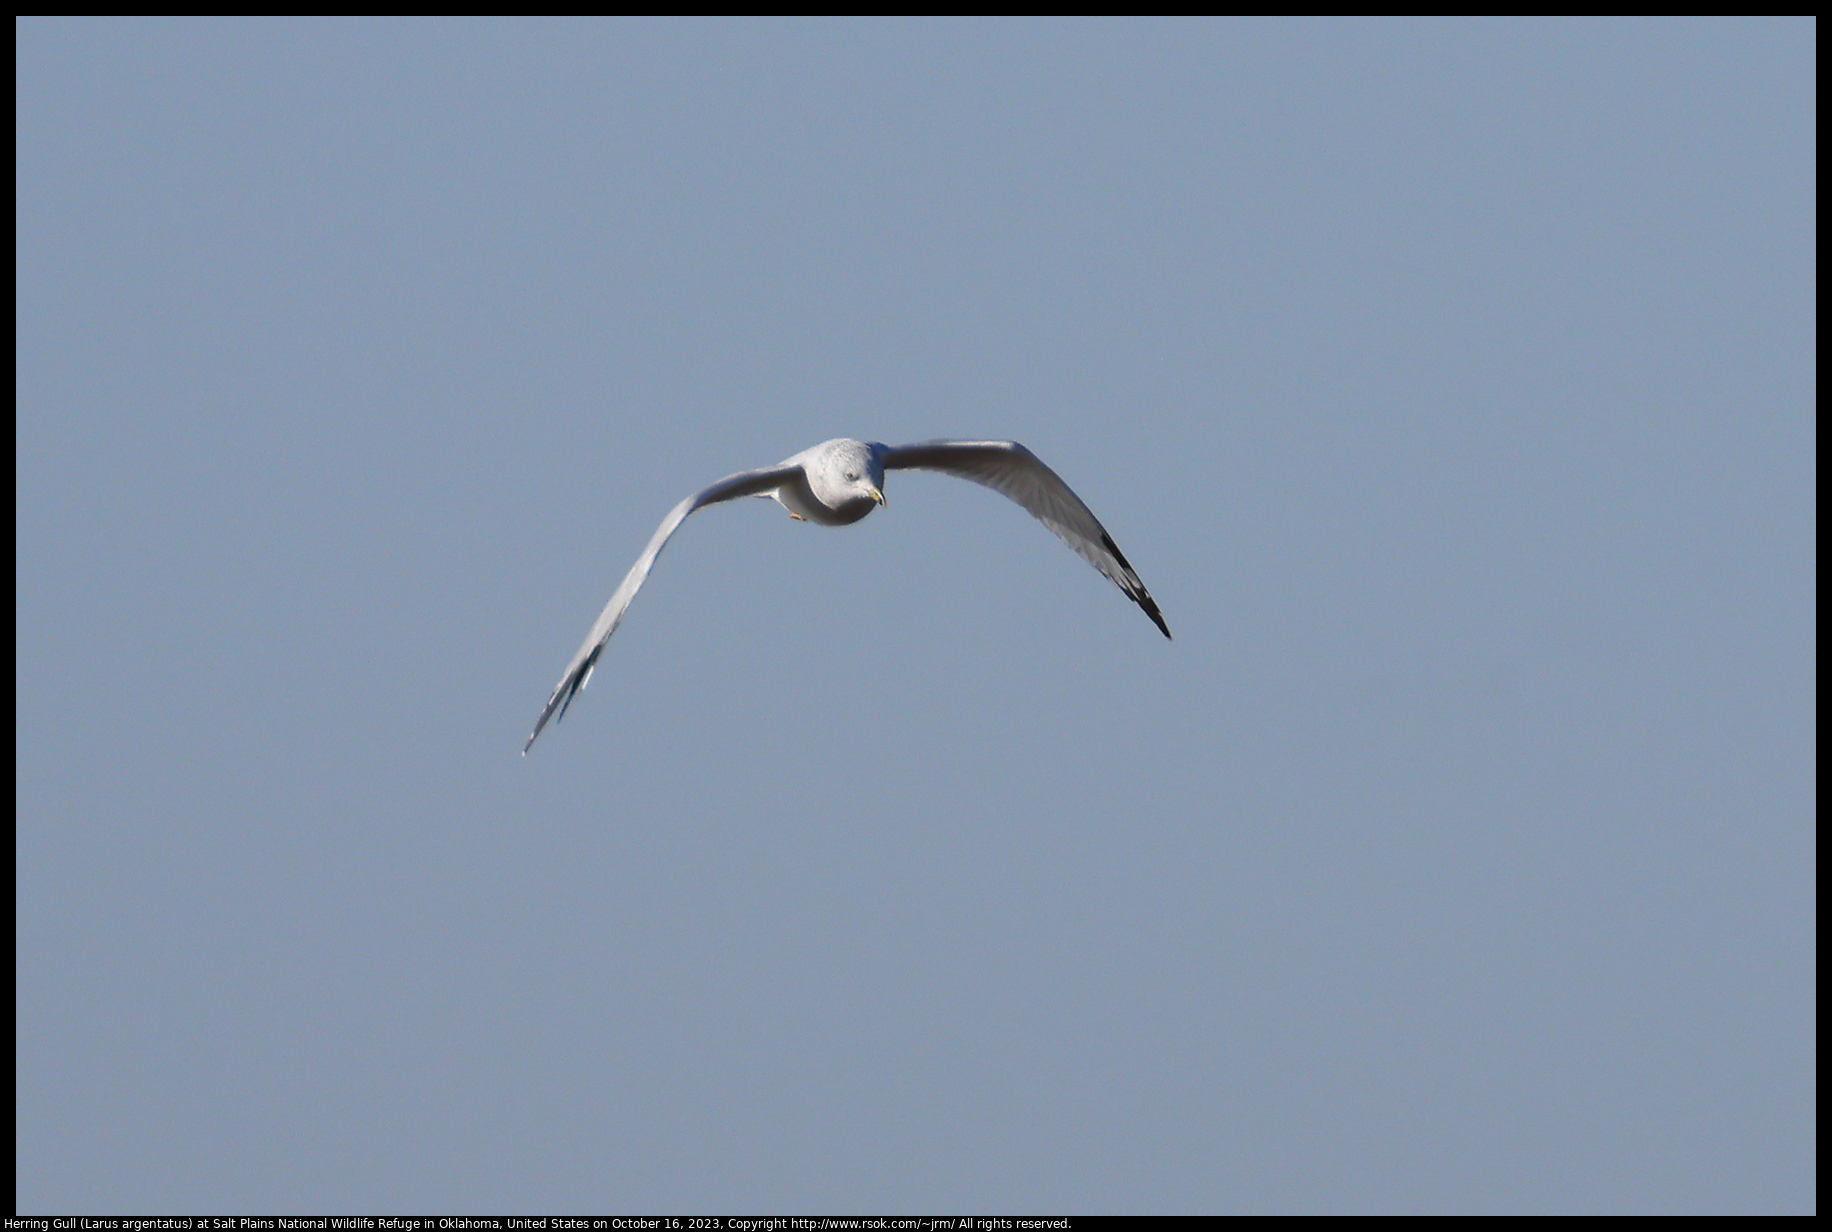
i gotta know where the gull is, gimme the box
[524,438,1170,752]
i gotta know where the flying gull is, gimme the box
[525,438,1169,752]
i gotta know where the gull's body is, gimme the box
[525,438,1169,752]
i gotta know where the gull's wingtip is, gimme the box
[524,655,591,755]
[1131,587,1172,640]
[522,692,562,755]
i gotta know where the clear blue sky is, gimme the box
[16,17,1815,1214]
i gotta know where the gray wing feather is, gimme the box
[524,463,802,752]
[883,440,1170,639]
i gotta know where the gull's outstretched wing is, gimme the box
[524,463,802,753]
[883,440,1171,639]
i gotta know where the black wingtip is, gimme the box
[1138,593,1172,639]
[523,707,554,755]
[524,645,605,755]
[1101,531,1170,638]
[522,677,572,755]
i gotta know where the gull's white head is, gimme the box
[808,438,887,512]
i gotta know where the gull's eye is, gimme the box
[845,471,858,481]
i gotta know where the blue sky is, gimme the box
[16,18,1815,1213]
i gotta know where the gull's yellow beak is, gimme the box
[866,484,887,507]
